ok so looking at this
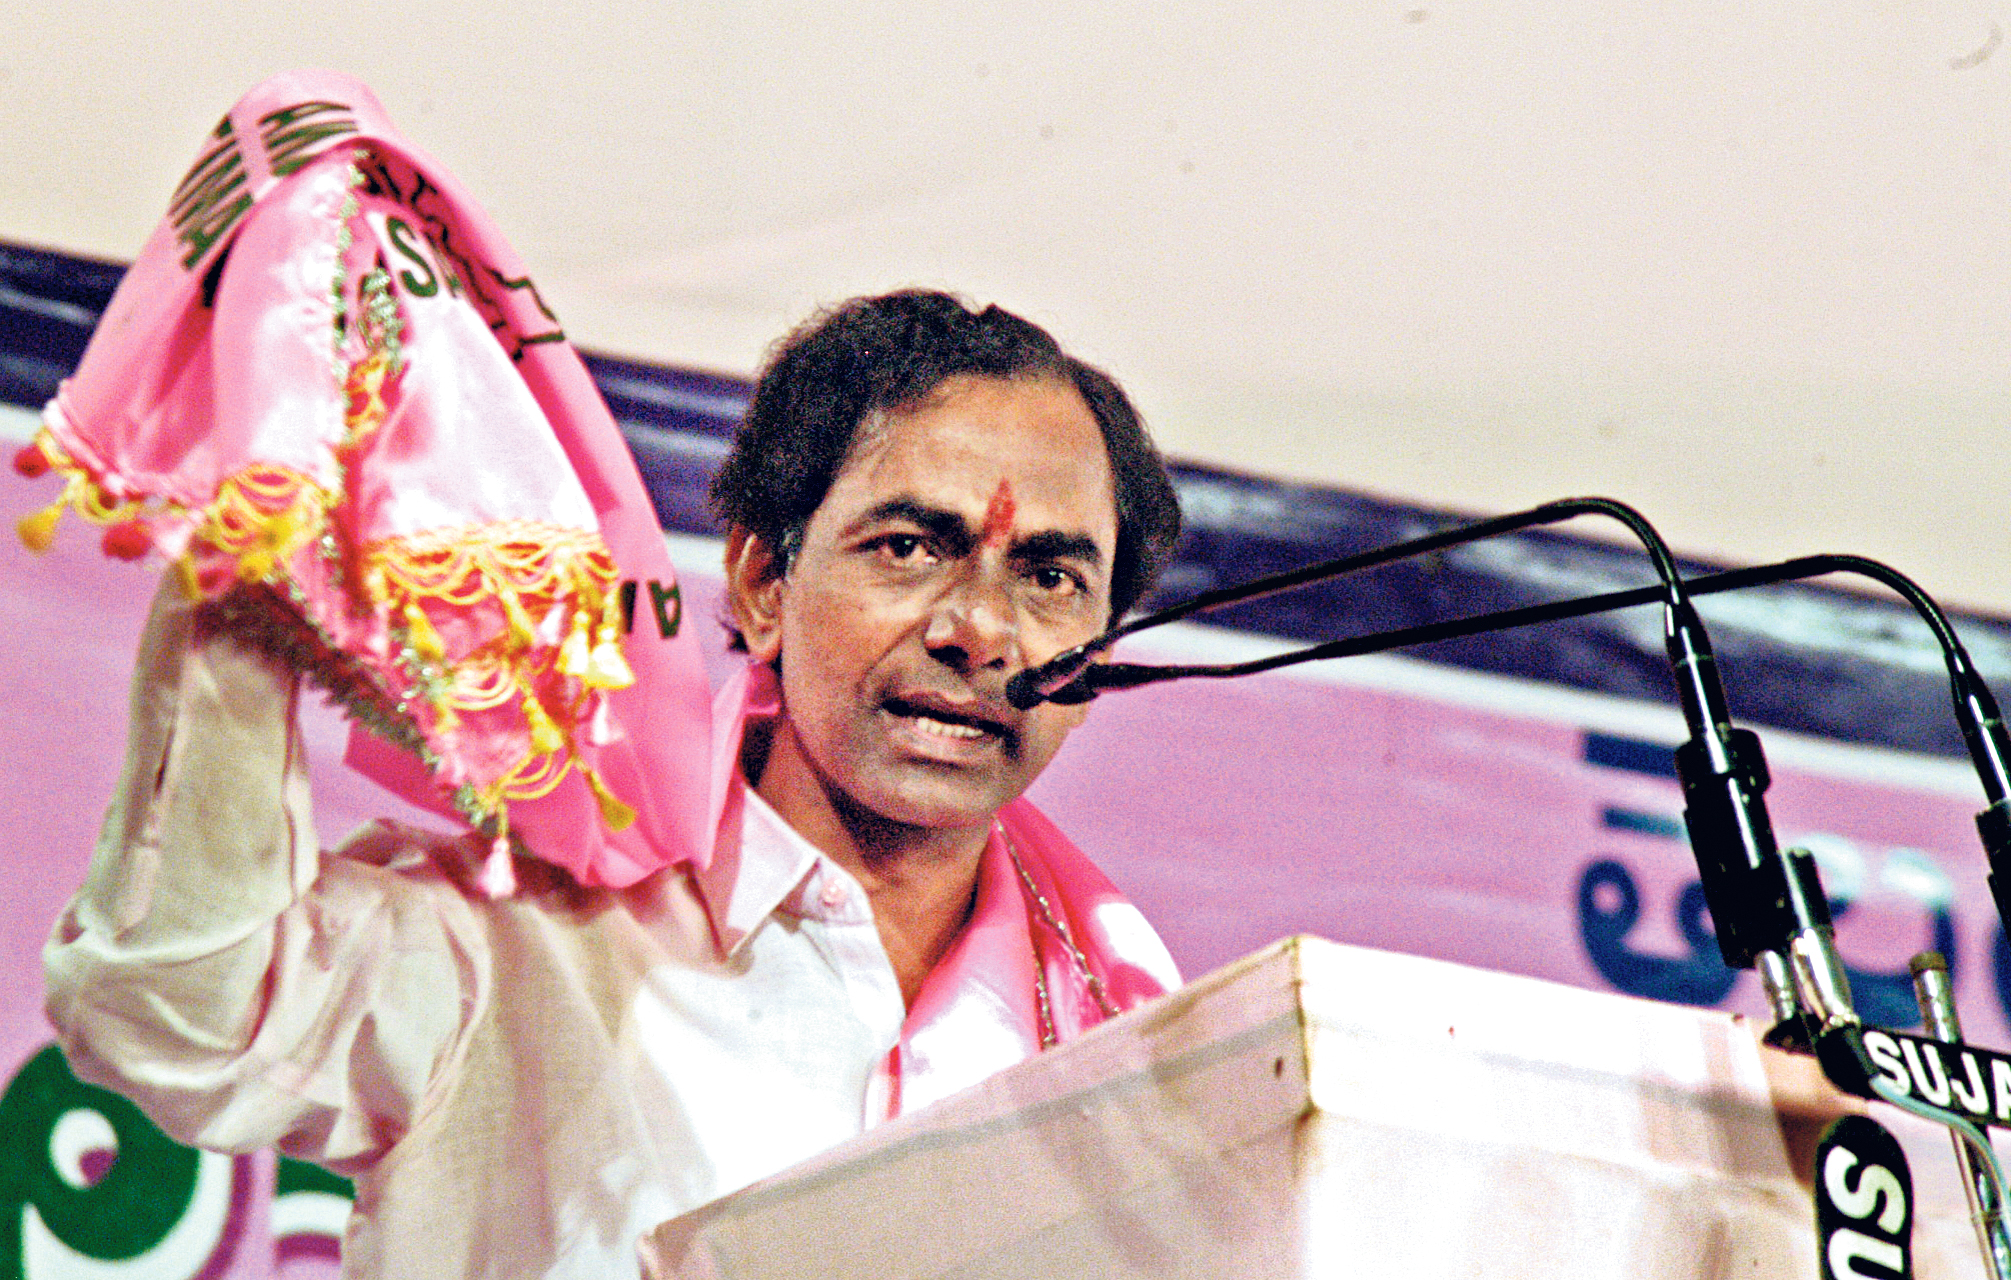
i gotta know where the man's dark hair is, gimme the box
[710,289,1182,621]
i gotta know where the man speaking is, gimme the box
[31,72,1184,1279]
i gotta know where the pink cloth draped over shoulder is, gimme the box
[17,69,713,888]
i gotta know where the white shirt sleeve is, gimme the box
[43,582,490,1174]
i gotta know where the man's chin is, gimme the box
[840,768,1020,835]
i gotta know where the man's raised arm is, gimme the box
[44,581,489,1173]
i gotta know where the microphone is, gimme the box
[1034,548,2011,954]
[1015,498,1833,1028]
[1013,559,1811,704]
[1034,506,2011,1034]
[1011,496,1707,712]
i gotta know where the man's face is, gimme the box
[735,373,1118,835]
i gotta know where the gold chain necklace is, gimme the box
[1001,824,1120,1049]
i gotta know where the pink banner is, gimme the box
[1,515,2000,1276]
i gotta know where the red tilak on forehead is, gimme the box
[980,480,1016,548]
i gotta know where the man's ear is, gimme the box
[724,525,787,663]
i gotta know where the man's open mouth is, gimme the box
[884,697,1014,747]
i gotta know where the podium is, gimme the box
[640,937,1990,1278]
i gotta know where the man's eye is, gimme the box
[877,534,932,562]
[1030,565,1084,595]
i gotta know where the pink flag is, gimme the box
[17,70,714,889]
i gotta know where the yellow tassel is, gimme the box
[583,766,637,831]
[403,600,445,663]
[521,692,565,756]
[362,562,388,607]
[238,507,302,582]
[500,587,536,651]
[174,555,203,601]
[263,506,303,553]
[16,474,81,552]
[557,611,592,679]
[586,625,636,690]
[430,696,460,734]
[237,546,274,582]
[16,497,64,552]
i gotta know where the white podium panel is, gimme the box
[640,937,1990,1278]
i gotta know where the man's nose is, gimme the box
[922,562,1018,671]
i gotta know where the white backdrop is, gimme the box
[2,1,2006,601]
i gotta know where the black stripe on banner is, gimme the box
[1584,733,1680,779]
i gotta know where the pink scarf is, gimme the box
[16,70,712,890]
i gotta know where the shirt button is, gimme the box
[819,881,848,910]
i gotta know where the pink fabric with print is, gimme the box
[23,70,713,887]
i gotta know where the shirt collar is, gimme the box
[688,772,827,956]
[686,772,1047,1083]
